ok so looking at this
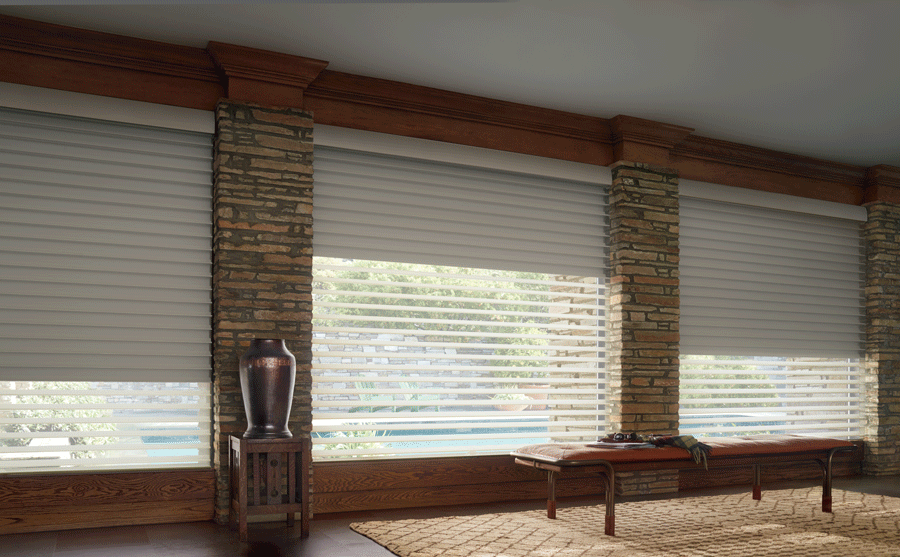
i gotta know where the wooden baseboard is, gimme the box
[0,443,864,533]
[312,443,865,515]
[0,468,216,535]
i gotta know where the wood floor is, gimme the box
[3,475,898,556]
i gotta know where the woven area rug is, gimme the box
[351,488,900,557]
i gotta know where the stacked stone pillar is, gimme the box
[606,161,680,495]
[212,101,315,522]
[863,201,900,475]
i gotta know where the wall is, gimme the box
[212,101,315,522]
[606,162,681,495]
[0,14,897,531]
[863,202,900,475]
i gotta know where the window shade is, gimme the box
[312,260,607,459]
[680,356,861,438]
[0,381,211,472]
[679,182,865,358]
[312,129,608,276]
[311,128,609,459]
[0,107,213,382]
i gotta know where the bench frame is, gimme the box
[513,445,857,536]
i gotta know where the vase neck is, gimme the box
[251,339,286,348]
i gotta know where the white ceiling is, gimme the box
[2,0,898,168]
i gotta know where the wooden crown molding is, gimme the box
[0,15,218,81]
[864,165,900,204]
[2,14,896,207]
[609,114,694,166]
[305,69,614,165]
[207,41,328,109]
[0,14,221,109]
[307,70,610,143]
[674,135,866,186]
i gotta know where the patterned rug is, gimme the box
[351,488,900,557]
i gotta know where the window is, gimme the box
[311,126,609,459]
[0,381,210,472]
[679,181,866,438]
[0,104,213,472]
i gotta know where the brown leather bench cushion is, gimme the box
[515,434,854,464]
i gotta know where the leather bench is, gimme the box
[512,434,857,536]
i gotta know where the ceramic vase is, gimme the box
[239,338,295,439]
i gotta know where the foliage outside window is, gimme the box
[680,355,861,438]
[311,258,607,459]
[0,381,211,473]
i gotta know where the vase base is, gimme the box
[243,430,293,439]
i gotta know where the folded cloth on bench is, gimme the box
[648,435,711,468]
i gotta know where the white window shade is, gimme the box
[0,107,213,382]
[679,182,865,359]
[680,356,861,438]
[0,381,211,473]
[312,260,607,459]
[311,128,609,459]
[312,127,608,276]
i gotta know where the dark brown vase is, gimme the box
[239,338,296,439]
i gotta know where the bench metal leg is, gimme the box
[752,463,762,500]
[545,463,616,536]
[814,456,832,512]
[818,446,845,513]
[547,470,557,519]
[598,462,615,536]
[818,446,850,513]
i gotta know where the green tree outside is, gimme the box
[1,381,115,459]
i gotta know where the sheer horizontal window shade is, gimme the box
[0,107,213,382]
[679,193,865,358]
[312,261,606,459]
[312,145,607,276]
[312,132,609,459]
[0,381,211,472]
[680,356,861,438]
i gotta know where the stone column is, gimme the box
[606,161,680,495]
[212,100,314,522]
[863,201,900,475]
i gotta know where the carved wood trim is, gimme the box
[671,135,876,204]
[0,15,217,81]
[0,13,894,205]
[305,70,614,165]
[864,165,900,204]
[0,14,222,110]
[674,135,867,186]
[207,41,328,108]
[609,114,694,166]
[308,70,611,143]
